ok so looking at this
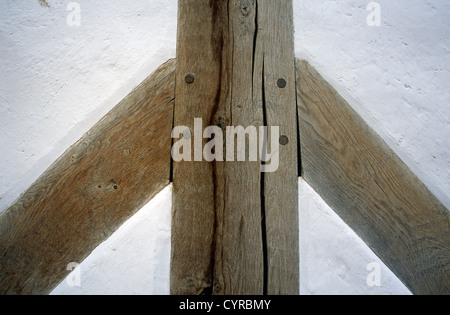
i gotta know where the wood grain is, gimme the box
[171,0,298,295]
[214,0,264,295]
[0,59,176,295]
[296,58,450,295]
[171,0,231,295]
[257,0,299,295]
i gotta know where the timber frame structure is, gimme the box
[0,0,449,295]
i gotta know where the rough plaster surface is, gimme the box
[52,181,411,295]
[293,0,450,209]
[298,179,411,295]
[51,185,172,295]
[0,0,178,212]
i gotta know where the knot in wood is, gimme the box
[240,0,253,16]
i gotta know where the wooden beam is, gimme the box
[171,0,298,295]
[257,0,299,295]
[216,0,264,295]
[171,0,232,295]
[0,59,176,295]
[296,59,450,295]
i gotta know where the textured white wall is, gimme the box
[293,0,450,209]
[51,186,172,295]
[0,0,178,212]
[298,179,410,295]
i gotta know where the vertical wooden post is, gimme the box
[171,0,298,295]
[256,0,299,295]
[214,0,264,295]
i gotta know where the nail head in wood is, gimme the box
[185,74,195,84]
[277,78,287,89]
[279,135,289,146]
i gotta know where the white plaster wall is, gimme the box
[51,185,172,295]
[0,0,178,212]
[293,0,450,209]
[298,179,410,295]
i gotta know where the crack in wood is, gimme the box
[260,57,269,295]
[251,0,258,95]
[172,0,298,295]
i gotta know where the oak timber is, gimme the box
[256,0,299,295]
[296,59,450,295]
[171,0,232,295]
[171,0,299,295]
[216,0,264,295]
[0,59,176,295]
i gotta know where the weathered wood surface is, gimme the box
[296,59,450,295]
[216,0,264,295]
[257,0,299,295]
[171,0,232,295]
[171,0,298,295]
[0,59,176,295]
